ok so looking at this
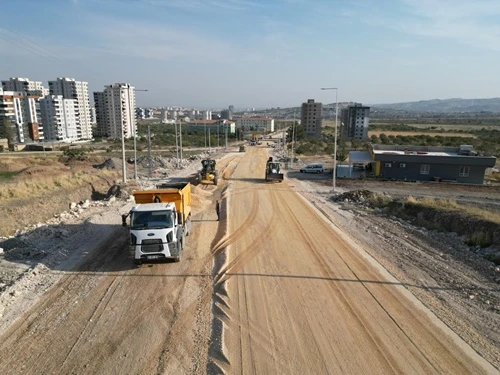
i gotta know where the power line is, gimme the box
[0,26,65,60]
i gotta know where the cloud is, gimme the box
[85,20,242,62]
[365,0,500,51]
[127,0,265,12]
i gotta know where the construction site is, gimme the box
[0,143,499,374]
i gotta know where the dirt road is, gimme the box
[211,147,497,374]
[0,188,219,374]
[0,147,497,374]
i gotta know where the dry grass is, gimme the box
[369,130,477,138]
[372,123,499,131]
[414,197,500,224]
[0,169,119,202]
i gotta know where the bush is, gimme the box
[61,146,89,161]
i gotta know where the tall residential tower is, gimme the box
[300,99,322,138]
[48,77,92,140]
[340,103,370,140]
[94,83,136,139]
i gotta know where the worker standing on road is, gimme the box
[216,200,220,221]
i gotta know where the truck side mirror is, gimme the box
[122,214,128,227]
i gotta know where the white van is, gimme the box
[300,163,324,174]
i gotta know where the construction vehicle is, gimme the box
[198,158,218,185]
[265,157,284,182]
[122,182,192,264]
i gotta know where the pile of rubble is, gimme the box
[332,189,390,205]
[93,158,121,170]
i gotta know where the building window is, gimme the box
[459,166,470,177]
[420,164,430,175]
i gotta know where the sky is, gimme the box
[1,0,500,108]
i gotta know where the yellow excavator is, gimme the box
[198,158,218,185]
[265,157,283,182]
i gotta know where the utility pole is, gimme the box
[291,110,295,168]
[321,87,339,191]
[134,89,149,180]
[208,128,211,153]
[121,128,127,183]
[179,121,183,167]
[174,119,179,168]
[225,122,228,150]
[147,125,152,178]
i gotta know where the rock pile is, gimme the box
[93,158,119,170]
[332,190,384,204]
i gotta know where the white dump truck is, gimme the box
[122,182,192,264]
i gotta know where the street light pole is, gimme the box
[179,121,183,167]
[121,127,127,183]
[134,89,149,180]
[291,109,295,168]
[321,87,338,192]
[174,119,179,168]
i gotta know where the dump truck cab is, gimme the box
[127,202,185,264]
[122,182,192,265]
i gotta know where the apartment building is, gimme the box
[48,77,92,140]
[39,95,79,142]
[235,117,274,132]
[94,83,136,139]
[202,110,212,121]
[2,77,47,96]
[0,90,43,143]
[340,103,370,140]
[93,92,107,137]
[300,99,322,138]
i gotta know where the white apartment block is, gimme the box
[39,95,79,142]
[235,117,274,132]
[49,77,92,140]
[94,83,136,139]
[2,77,47,96]
[0,90,43,143]
[202,110,212,121]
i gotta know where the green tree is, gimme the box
[336,146,348,162]
[351,139,362,150]
[0,117,15,147]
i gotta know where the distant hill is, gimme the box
[373,98,500,113]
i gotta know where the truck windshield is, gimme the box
[130,210,174,229]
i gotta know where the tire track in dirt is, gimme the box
[60,276,123,369]
[213,188,281,286]
[275,191,406,374]
[278,191,487,374]
[211,190,259,255]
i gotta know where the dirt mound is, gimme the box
[93,158,117,170]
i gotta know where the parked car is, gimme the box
[300,163,324,173]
